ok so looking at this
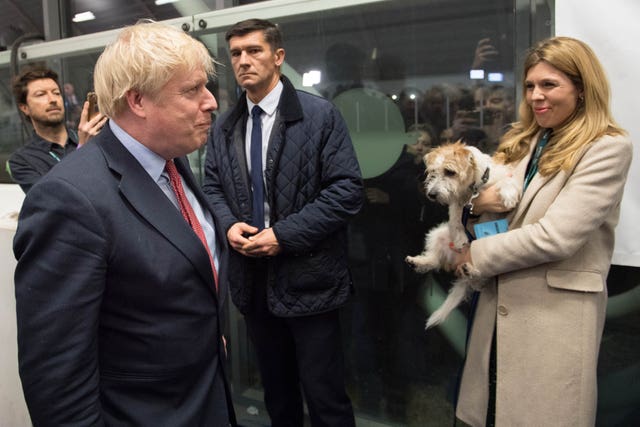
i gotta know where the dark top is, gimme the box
[7,130,78,193]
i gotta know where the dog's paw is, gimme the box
[405,255,434,273]
[497,179,522,210]
[457,262,478,278]
[405,255,418,267]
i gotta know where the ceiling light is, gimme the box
[155,0,180,5]
[72,11,96,23]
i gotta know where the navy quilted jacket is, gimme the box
[203,76,363,316]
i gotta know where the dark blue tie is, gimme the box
[251,105,265,229]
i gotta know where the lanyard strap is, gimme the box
[524,129,552,190]
[48,151,61,162]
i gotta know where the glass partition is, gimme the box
[200,1,525,424]
[0,66,22,183]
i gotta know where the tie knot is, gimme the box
[251,105,263,120]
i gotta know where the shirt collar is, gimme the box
[246,80,283,118]
[29,130,77,151]
[109,120,167,182]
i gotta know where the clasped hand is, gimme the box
[227,222,281,257]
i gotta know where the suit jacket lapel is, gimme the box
[97,129,218,298]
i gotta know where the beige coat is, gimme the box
[456,134,633,427]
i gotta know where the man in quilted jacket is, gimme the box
[204,18,363,427]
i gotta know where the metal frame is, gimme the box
[0,0,387,66]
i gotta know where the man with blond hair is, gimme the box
[14,21,236,426]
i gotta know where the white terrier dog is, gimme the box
[406,142,521,329]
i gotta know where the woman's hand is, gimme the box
[471,183,513,215]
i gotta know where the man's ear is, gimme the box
[124,89,146,118]
[18,103,30,117]
[274,48,285,67]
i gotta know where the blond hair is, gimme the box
[494,36,624,175]
[94,20,215,118]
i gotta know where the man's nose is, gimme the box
[203,88,218,112]
[238,50,250,64]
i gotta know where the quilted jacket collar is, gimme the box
[221,74,303,134]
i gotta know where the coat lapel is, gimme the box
[509,136,548,226]
[97,129,218,298]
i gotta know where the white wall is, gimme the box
[0,184,30,426]
[556,0,640,266]
[0,183,24,230]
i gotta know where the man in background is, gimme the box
[7,66,106,193]
[14,21,236,426]
[204,18,362,426]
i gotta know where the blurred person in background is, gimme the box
[7,66,106,192]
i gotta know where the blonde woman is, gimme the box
[452,37,632,426]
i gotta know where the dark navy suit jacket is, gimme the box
[13,124,235,426]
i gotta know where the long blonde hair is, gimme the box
[494,36,624,175]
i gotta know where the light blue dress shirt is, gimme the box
[109,120,219,273]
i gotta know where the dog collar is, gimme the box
[461,166,490,242]
[469,166,490,196]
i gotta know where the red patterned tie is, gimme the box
[165,160,218,291]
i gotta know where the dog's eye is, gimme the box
[444,169,457,177]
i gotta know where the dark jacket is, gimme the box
[203,75,363,316]
[14,124,235,426]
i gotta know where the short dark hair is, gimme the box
[12,66,59,105]
[225,18,283,52]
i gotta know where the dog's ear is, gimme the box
[424,150,434,166]
[468,150,475,167]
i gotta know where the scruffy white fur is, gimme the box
[406,142,521,329]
